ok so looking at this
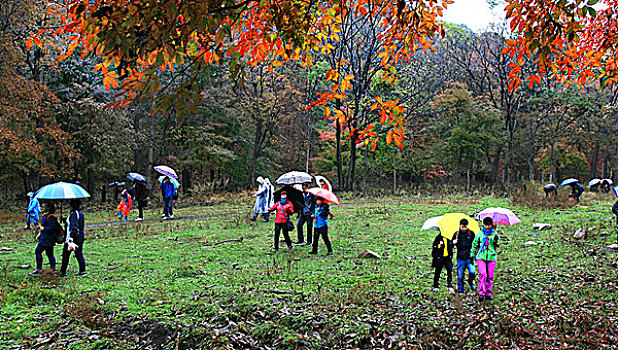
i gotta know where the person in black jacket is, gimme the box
[30,202,59,275]
[133,181,149,221]
[612,200,618,243]
[431,232,454,292]
[452,219,476,294]
[296,184,316,245]
[60,200,86,276]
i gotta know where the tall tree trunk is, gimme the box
[133,111,141,171]
[147,113,155,186]
[362,145,368,197]
[335,119,344,191]
[492,146,502,185]
[248,119,263,186]
[347,129,358,192]
[590,141,600,179]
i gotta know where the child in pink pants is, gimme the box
[471,217,500,302]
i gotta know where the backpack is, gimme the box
[46,214,66,244]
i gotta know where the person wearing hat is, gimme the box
[24,192,41,231]
[117,189,133,221]
[60,199,86,277]
[251,176,270,222]
[268,190,295,251]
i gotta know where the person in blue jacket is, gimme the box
[30,202,60,275]
[24,192,41,231]
[309,196,333,255]
[160,176,176,220]
[60,200,86,277]
[296,184,316,245]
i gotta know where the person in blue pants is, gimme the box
[452,219,476,294]
[160,176,176,220]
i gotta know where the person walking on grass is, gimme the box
[133,181,149,221]
[251,177,270,222]
[268,191,294,252]
[612,199,618,243]
[431,231,454,293]
[309,196,333,255]
[30,202,59,275]
[117,189,132,221]
[160,176,176,220]
[60,200,86,277]
[24,192,41,231]
[452,219,476,294]
[570,183,585,203]
[472,217,500,302]
[296,184,316,245]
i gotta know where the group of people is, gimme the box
[544,178,615,204]
[107,175,175,221]
[252,177,334,255]
[432,217,499,302]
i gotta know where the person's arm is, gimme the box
[128,195,133,209]
[287,202,294,214]
[318,204,330,218]
[471,233,480,256]
[268,203,277,212]
[67,212,77,242]
[494,234,500,248]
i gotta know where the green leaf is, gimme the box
[587,0,599,5]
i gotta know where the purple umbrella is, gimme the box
[476,207,522,226]
[154,165,178,179]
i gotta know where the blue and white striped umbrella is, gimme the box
[158,176,180,189]
[35,182,91,200]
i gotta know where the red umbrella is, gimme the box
[307,187,340,206]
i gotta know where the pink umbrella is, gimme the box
[306,187,340,206]
[476,207,522,226]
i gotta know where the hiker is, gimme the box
[30,202,60,275]
[134,181,149,221]
[296,184,316,245]
[318,178,330,191]
[543,184,557,197]
[309,196,333,255]
[613,200,618,242]
[160,176,176,220]
[452,219,476,294]
[472,217,500,302]
[60,199,86,277]
[251,177,270,222]
[24,192,41,231]
[101,185,107,202]
[268,190,294,252]
[117,189,132,221]
[601,179,612,193]
[570,183,585,203]
[431,231,454,293]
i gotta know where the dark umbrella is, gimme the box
[273,185,304,212]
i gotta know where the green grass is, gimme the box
[1,194,617,349]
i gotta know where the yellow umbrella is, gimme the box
[437,213,480,240]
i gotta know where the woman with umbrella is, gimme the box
[307,189,338,255]
[128,173,149,221]
[268,190,295,252]
[155,166,178,220]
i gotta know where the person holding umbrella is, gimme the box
[268,190,295,252]
[128,173,149,221]
[251,177,270,222]
[160,176,176,220]
[452,219,476,294]
[570,183,585,203]
[309,195,334,255]
[60,199,86,277]
[24,192,41,231]
[30,202,61,275]
[471,217,500,303]
[296,184,316,245]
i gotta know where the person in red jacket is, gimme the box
[268,191,295,252]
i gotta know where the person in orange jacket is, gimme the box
[117,189,132,221]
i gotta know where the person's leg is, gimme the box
[45,246,56,271]
[34,243,44,271]
[169,198,174,217]
[74,240,86,273]
[486,261,496,298]
[138,201,144,219]
[322,226,333,253]
[457,259,466,293]
[251,211,258,221]
[282,227,292,249]
[60,244,71,275]
[296,215,306,243]
[274,224,281,251]
[117,203,123,219]
[468,260,476,290]
[433,260,443,289]
[476,259,487,296]
[445,259,453,289]
[262,212,269,222]
[310,227,320,253]
[306,216,314,245]
[163,198,170,217]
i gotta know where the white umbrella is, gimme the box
[588,179,601,187]
[421,216,443,231]
[154,165,178,179]
[276,171,312,185]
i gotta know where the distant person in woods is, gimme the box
[251,177,270,222]
[101,185,107,202]
[612,199,618,243]
[268,191,294,252]
[60,200,86,277]
[431,231,454,293]
[133,181,149,221]
[543,184,558,197]
[472,217,500,303]
[24,192,41,231]
[30,202,60,275]
[160,176,176,220]
[117,189,132,221]
[296,184,316,245]
[601,179,613,193]
[309,196,333,255]
[452,219,476,294]
[570,183,585,203]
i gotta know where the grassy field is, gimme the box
[1,193,617,349]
